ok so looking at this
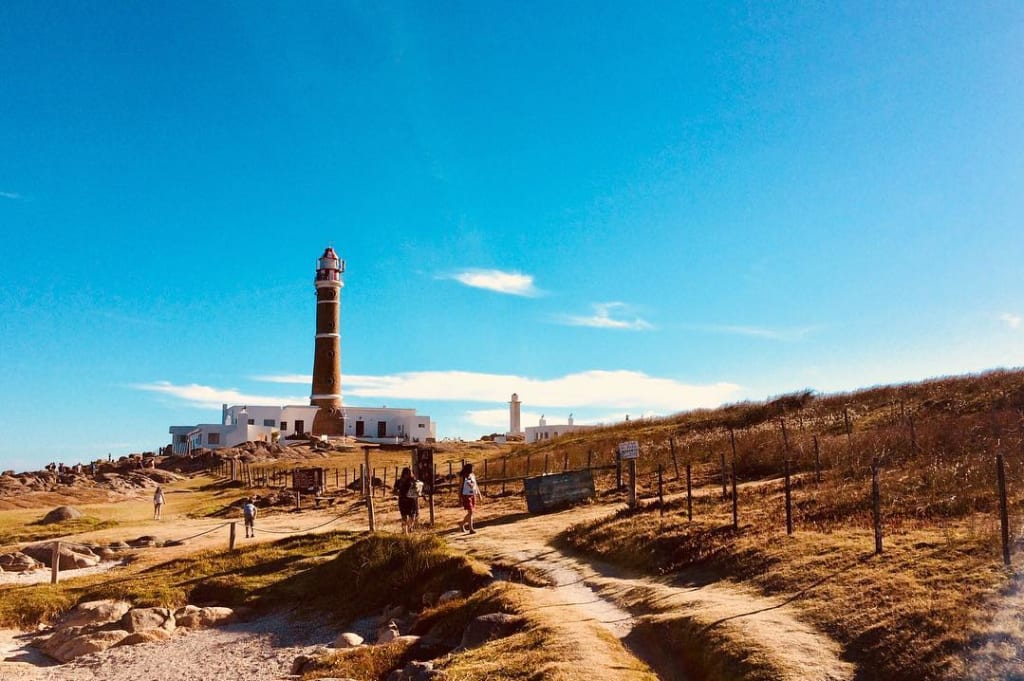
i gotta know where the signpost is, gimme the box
[618,441,639,507]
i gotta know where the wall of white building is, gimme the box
[169,404,436,453]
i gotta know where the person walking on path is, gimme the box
[153,486,165,520]
[459,463,480,534]
[243,498,257,538]
[394,467,422,534]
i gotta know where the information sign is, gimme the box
[618,441,640,460]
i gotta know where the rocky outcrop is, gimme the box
[59,600,132,629]
[22,542,100,570]
[120,607,175,634]
[174,605,234,629]
[39,626,130,662]
[332,632,364,648]
[0,551,44,572]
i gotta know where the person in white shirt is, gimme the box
[459,463,480,534]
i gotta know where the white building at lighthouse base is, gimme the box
[169,403,435,453]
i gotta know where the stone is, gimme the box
[459,613,525,650]
[376,620,399,643]
[175,606,233,629]
[116,629,172,646]
[59,600,132,629]
[120,607,175,634]
[40,627,129,662]
[22,543,100,570]
[332,632,364,648]
[39,506,84,524]
[437,590,463,605]
[127,536,158,548]
[290,654,318,675]
[0,552,43,572]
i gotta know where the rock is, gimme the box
[459,613,525,650]
[40,627,129,662]
[332,632,364,648]
[116,629,172,646]
[291,654,318,675]
[108,541,130,551]
[59,600,132,629]
[376,620,400,644]
[127,536,158,548]
[120,607,175,634]
[39,506,84,524]
[437,590,463,605]
[175,606,233,629]
[382,604,407,621]
[22,543,100,570]
[0,552,43,572]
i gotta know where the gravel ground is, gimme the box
[1,613,337,681]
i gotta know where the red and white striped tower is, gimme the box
[311,247,346,436]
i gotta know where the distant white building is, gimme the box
[169,403,436,453]
[524,413,596,443]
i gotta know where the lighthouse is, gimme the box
[310,247,346,436]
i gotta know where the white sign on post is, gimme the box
[618,440,639,460]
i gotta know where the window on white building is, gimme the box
[208,433,221,445]
[281,421,288,431]
[248,419,255,425]
[263,419,275,427]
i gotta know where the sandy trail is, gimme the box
[457,503,855,681]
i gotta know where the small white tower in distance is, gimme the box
[509,393,522,436]
[568,413,574,426]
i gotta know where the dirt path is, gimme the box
[456,503,855,681]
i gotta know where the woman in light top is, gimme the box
[459,463,480,534]
[153,486,165,520]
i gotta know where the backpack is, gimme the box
[406,480,423,499]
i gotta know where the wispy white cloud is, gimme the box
[181,369,741,415]
[442,268,540,297]
[559,302,653,330]
[686,323,818,341]
[255,369,739,412]
[1000,313,1022,329]
[131,381,307,410]
[0,191,22,200]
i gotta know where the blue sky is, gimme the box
[2,2,1023,472]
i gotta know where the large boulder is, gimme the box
[332,632,364,648]
[120,607,175,634]
[59,600,132,629]
[0,552,43,572]
[22,543,100,570]
[459,613,525,650]
[39,506,83,524]
[40,627,129,662]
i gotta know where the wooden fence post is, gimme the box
[616,454,623,490]
[229,522,237,551]
[784,458,793,535]
[719,448,728,499]
[658,464,665,516]
[360,463,365,495]
[686,463,693,521]
[627,459,637,508]
[484,459,488,480]
[50,541,60,584]
[813,435,822,483]
[429,463,436,526]
[872,459,883,555]
[365,447,376,532]
[997,453,1011,566]
[563,452,569,471]
[544,453,549,475]
[731,460,738,530]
